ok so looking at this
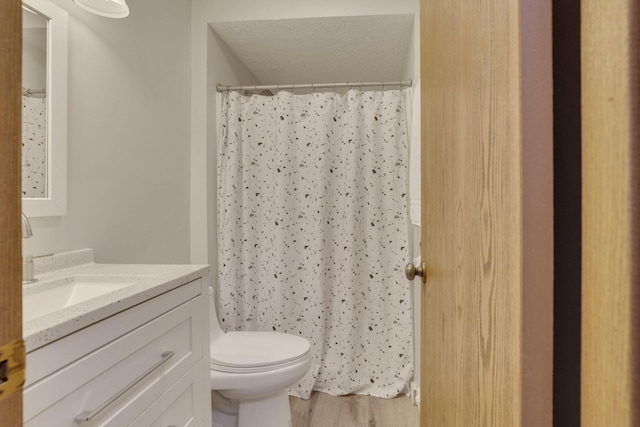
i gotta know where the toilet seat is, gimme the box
[211,353,310,374]
[210,331,310,374]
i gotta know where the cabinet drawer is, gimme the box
[24,293,204,426]
[131,366,205,427]
[25,280,201,387]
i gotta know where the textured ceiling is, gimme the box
[210,14,414,85]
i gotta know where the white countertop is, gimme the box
[23,249,209,351]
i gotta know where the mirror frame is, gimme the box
[22,0,68,217]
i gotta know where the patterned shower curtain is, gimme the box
[217,90,413,399]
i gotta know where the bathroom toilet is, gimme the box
[208,289,312,427]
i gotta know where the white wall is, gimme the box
[22,28,47,91]
[22,11,47,90]
[403,11,422,399]
[201,30,260,276]
[23,0,192,264]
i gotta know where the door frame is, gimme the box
[0,0,24,423]
[581,0,640,424]
[520,2,555,423]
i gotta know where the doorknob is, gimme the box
[405,261,426,284]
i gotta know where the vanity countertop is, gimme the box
[23,249,209,351]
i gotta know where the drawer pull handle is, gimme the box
[74,351,175,424]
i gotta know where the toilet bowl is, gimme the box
[208,289,311,427]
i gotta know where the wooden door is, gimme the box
[581,0,640,424]
[419,0,554,425]
[0,0,24,424]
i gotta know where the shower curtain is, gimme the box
[217,90,413,399]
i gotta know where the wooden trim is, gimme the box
[581,0,640,424]
[632,2,640,421]
[0,0,23,423]
[520,0,554,425]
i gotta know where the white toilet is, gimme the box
[208,289,312,427]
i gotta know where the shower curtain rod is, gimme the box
[216,79,412,92]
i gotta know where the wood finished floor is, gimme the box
[289,392,420,427]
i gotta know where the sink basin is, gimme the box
[23,275,149,322]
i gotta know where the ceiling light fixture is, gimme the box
[73,0,129,18]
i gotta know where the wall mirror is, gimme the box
[22,0,68,217]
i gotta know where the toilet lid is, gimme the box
[210,331,311,370]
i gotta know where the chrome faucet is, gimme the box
[22,212,37,284]
[22,212,33,238]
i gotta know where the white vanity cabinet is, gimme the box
[23,277,211,427]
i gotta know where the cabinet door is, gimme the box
[24,294,203,427]
[131,367,205,427]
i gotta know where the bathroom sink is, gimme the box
[23,274,147,322]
